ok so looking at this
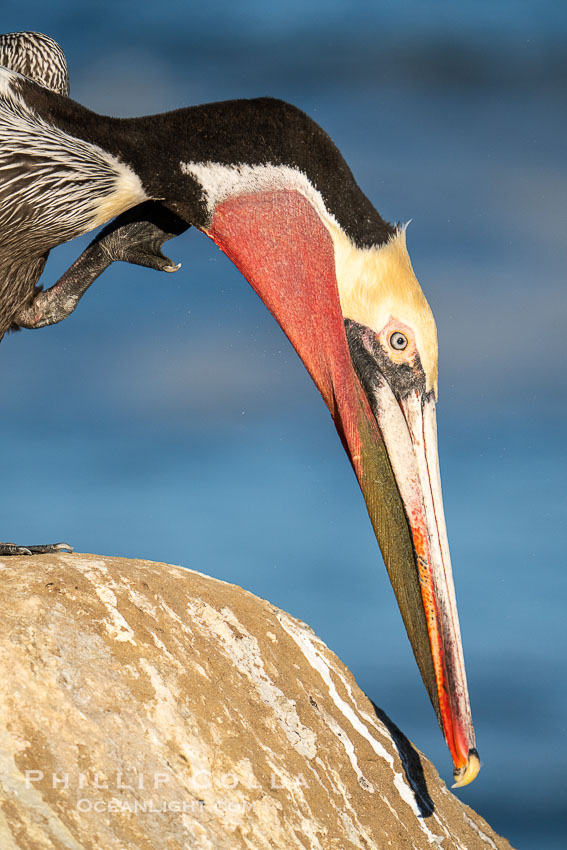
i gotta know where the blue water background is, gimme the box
[2,2,566,847]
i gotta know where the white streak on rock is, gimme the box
[127,587,159,619]
[264,757,324,850]
[0,723,85,850]
[158,598,196,640]
[317,703,374,792]
[138,657,215,800]
[83,565,136,644]
[463,814,499,850]
[311,758,380,849]
[186,601,317,759]
[278,612,392,766]
[0,811,19,850]
[279,611,441,844]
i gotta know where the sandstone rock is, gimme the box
[0,553,512,849]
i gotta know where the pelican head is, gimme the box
[339,228,479,786]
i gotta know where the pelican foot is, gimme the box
[14,201,189,331]
[95,201,189,273]
[0,542,73,555]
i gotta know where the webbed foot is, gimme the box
[0,542,73,555]
[95,201,189,272]
[14,201,190,330]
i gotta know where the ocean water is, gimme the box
[1,3,566,848]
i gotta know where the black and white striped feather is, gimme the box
[0,70,145,252]
[0,49,145,334]
[0,31,69,96]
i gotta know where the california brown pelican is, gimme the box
[0,33,480,786]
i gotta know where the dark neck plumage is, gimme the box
[21,80,395,248]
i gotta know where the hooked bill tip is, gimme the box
[452,748,481,788]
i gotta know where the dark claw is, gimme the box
[113,244,181,273]
[0,542,73,555]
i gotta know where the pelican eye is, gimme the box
[389,331,408,351]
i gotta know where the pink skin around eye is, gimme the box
[378,317,418,364]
